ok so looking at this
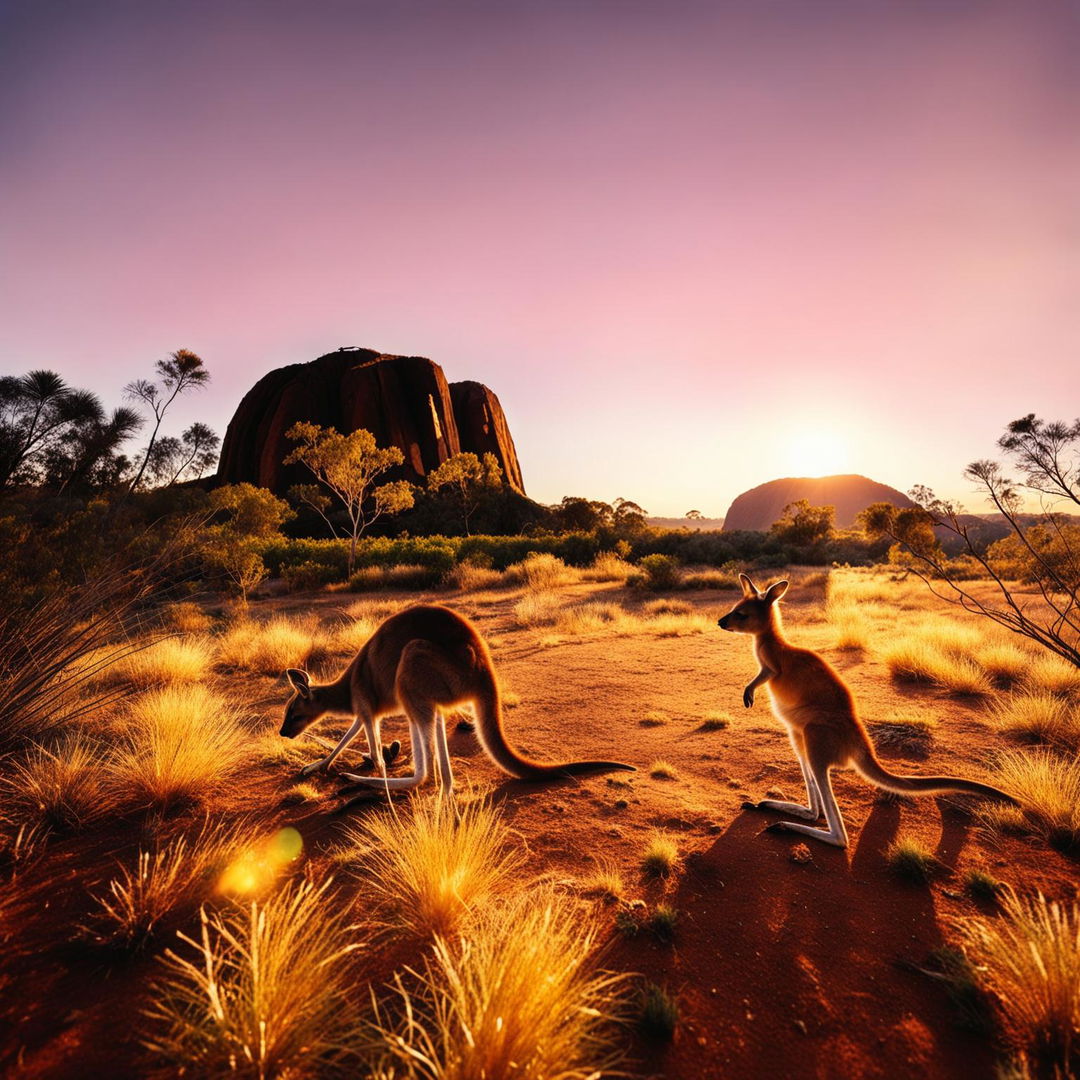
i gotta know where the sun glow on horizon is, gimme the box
[782,429,853,479]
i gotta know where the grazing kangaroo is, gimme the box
[281,604,636,792]
[718,574,1018,847]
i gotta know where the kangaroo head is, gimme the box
[280,668,327,738]
[718,573,789,634]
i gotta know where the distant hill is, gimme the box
[648,517,725,532]
[721,474,915,532]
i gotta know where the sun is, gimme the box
[783,430,851,478]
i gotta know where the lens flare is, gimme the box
[218,827,303,895]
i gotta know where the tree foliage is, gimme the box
[770,499,835,547]
[125,349,210,492]
[427,451,503,534]
[861,415,1080,669]
[284,422,414,575]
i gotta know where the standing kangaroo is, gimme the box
[281,604,636,792]
[718,574,1018,847]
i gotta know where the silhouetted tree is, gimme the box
[145,422,220,487]
[284,422,415,575]
[47,405,144,494]
[550,496,614,532]
[861,414,1080,669]
[125,349,210,492]
[0,370,105,489]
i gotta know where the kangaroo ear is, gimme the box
[286,668,311,698]
[763,579,789,604]
[739,573,759,598]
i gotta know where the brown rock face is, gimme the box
[217,349,525,495]
[449,380,525,492]
[721,474,915,532]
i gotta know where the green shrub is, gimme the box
[282,559,342,592]
[636,554,681,591]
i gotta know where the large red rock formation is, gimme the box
[217,349,525,495]
[722,474,915,532]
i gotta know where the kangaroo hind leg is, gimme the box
[764,737,849,848]
[745,735,822,820]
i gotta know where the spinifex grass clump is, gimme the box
[144,879,363,1078]
[370,889,627,1080]
[641,832,678,878]
[216,616,329,675]
[990,692,1080,750]
[347,796,525,938]
[114,685,252,811]
[87,823,245,950]
[6,732,116,830]
[886,837,939,884]
[992,748,1080,851]
[958,889,1080,1078]
[118,636,214,687]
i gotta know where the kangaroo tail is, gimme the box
[853,744,1018,805]
[473,675,636,780]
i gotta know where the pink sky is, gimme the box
[1,1,1077,517]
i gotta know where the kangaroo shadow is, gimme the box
[618,798,991,1080]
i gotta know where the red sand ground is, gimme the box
[2,576,1077,1078]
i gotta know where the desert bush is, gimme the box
[5,732,116,830]
[348,563,445,591]
[369,888,627,1080]
[113,685,252,810]
[649,760,678,780]
[634,554,680,591]
[117,636,214,687]
[554,602,623,635]
[957,888,1080,1077]
[345,797,525,939]
[282,559,341,592]
[330,615,381,655]
[144,879,362,1078]
[992,749,1080,850]
[990,692,1080,749]
[216,616,329,675]
[976,641,1031,687]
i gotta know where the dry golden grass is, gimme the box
[582,858,626,901]
[144,879,362,1077]
[581,552,635,583]
[554,602,623,634]
[345,797,526,939]
[957,888,1080,1077]
[825,601,871,651]
[330,615,381,655]
[507,552,578,591]
[5,733,117,830]
[828,568,923,608]
[990,692,1080,749]
[649,759,678,780]
[116,636,214,688]
[1024,654,1080,697]
[216,616,330,675]
[87,823,245,949]
[642,832,679,877]
[344,598,405,621]
[445,562,506,591]
[370,888,627,1080]
[113,686,253,810]
[975,641,1031,687]
[992,749,1080,851]
[881,636,993,696]
[514,592,564,627]
[165,602,214,635]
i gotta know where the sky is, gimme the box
[1,1,1077,517]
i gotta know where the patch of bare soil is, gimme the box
[2,577,1077,1078]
